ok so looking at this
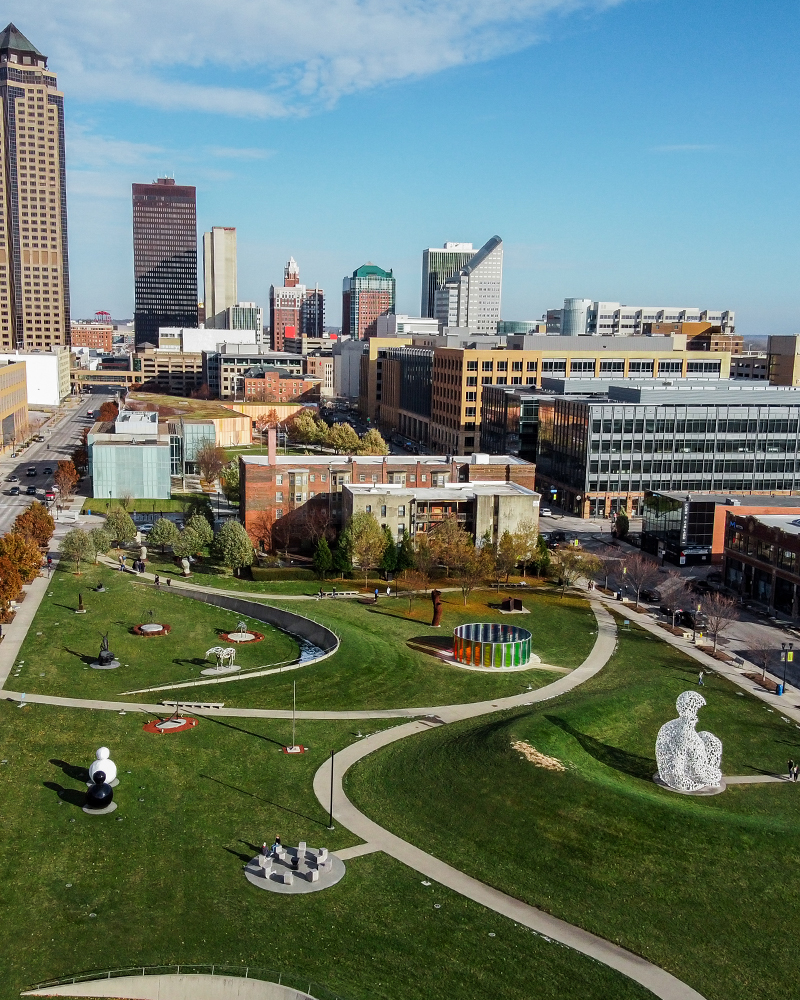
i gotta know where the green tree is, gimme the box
[495,530,520,584]
[88,527,112,563]
[326,421,360,454]
[332,542,352,580]
[185,495,215,530]
[290,409,323,445]
[457,544,493,606]
[148,517,179,554]
[213,519,255,576]
[313,538,333,579]
[396,530,415,572]
[346,511,386,589]
[221,459,240,504]
[105,507,137,546]
[531,535,551,577]
[380,526,397,577]
[185,513,214,549]
[552,548,602,597]
[358,428,389,455]
[615,510,629,540]
[513,518,538,577]
[173,526,202,560]
[59,528,95,574]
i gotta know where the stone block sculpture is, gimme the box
[656,691,722,792]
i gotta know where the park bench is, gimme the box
[316,591,359,599]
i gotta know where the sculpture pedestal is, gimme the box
[90,659,120,670]
[653,774,727,796]
[82,800,118,815]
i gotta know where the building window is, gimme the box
[481,361,493,371]
[511,376,522,385]
[527,361,537,371]
[359,474,366,482]
[482,376,492,384]
[466,391,477,402]
[465,406,477,417]
[365,505,372,513]
[275,492,283,502]
[398,505,406,516]
[467,360,478,371]
[276,509,283,517]
[276,475,283,485]
[381,505,387,517]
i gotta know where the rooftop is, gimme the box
[125,393,249,421]
[0,23,44,58]
[241,453,529,467]
[345,482,539,499]
[743,515,800,536]
[654,492,800,508]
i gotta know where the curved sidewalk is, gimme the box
[314,606,705,1000]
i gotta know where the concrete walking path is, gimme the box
[312,602,706,1000]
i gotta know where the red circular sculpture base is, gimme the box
[133,623,172,637]
[219,630,264,644]
[142,717,198,735]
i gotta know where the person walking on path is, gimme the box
[698,670,704,686]
[374,587,379,604]
[154,574,160,588]
[794,764,799,783]
[788,758,795,780]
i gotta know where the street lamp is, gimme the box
[672,607,682,630]
[781,642,794,695]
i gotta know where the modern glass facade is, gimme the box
[480,385,539,461]
[133,179,198,347]
[421,246,475,318]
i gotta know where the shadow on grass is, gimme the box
[50,758,89,782]
[546,715,656,780]
[43,780,86,808]
[407,636,452,655]
[368,607,433,625]
[200,774,327,827]
[64,649,96,666]
[200,714,286,748]
[224,845,253,864]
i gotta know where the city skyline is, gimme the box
[13,1,800,334]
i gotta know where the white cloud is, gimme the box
[67,125,163,167]
[21,0,627,117]
[651,144,718,153]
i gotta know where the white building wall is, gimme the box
[0,350,68,406]
[203,227,238,329]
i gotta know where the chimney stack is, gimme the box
[268,426,277,465]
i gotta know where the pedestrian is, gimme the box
[332,586,337,598]
[788,758,795,779]
[167,578,171,587]
[154,574,160,588]
[794,765,799,783]
[698,670,704,686]
[374,587,379,603]
[386,585,391,598]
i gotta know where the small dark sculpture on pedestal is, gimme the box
[97,632,115,667]
[76,593,86,614]
[431,589,443,627]
[85,770,113,810]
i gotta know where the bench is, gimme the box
[160,701,224,710]
[280,871,293,885]
[308,868,320,883]
[316,591,359,599]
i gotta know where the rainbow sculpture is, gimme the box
[453,622,532,668]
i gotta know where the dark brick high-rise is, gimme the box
[132,178,197,347]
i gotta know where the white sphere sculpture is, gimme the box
[655,691,722,792]
[88,746,117,784]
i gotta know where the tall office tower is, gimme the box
[203,226,237,328]
[132,177,197,347]
[420,242,474,318]
[269,258,324,350]
[227,301,264,342]
[432,236,503,335]
[0,24,71,351]
[342,263,395,340]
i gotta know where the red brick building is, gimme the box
[243,367,318,403]
[70,322,114,351]
[240,430,536,550]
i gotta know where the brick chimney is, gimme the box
[268,426,277,465]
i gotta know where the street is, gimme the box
[0,391,113,535]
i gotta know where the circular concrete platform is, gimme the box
[652,774,727,796]
[244,847,345,894]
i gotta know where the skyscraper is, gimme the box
[269,258,324,351]
[433,236,503,334]
[342,263,395,340]
[420,243,475,318]
[0,24,71,350]
[203,226,237,328]
[132,177,197,347]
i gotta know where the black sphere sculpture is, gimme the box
[86,770,113,810]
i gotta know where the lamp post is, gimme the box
[781,642,794,695]
[672,607,682,630]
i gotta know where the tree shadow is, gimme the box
[368,607,432,625]
[200,714,286,748]
[200,774,328,827]
[224,845,253,864]
[172,657,208,668]
[407,636,452,654]
[50,758,90,782]
[545,715,656,780]
[43,780,86,808]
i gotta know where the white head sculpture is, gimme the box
[655,691,722,792]
[88,745,117,784]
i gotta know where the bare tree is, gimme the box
[196,442,227,486]
[551,549,602,597]
[398,568,427,612]
[658,571,688,619]
[595,544,624,591]
[701,592,740,653]
[749,633,776,682]
[623,553,661,610]
[456,545,493,606]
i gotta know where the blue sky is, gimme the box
[22,0,800,332]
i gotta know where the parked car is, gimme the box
[44,489,55,502]
[8,486,19,495]
[540,507,553,517]
[678,610,705,629]
[139,523,154,535]
[32,434,45,442]
[25,484,37,496]
[550,530,567,543]
[6,474,18,482]
[640,588,661,603]
[26,466,36,477]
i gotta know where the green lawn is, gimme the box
[13,565,299,699]
[17,572,593,709]
[347,615,800,1000]
[0,702,653,1000]
[81,496,207,515]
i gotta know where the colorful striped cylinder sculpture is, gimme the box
[453,623,533,668]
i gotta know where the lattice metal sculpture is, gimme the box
[205,646,237,669]
[655,691,722,791]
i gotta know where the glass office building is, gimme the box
[535,382,800,518]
